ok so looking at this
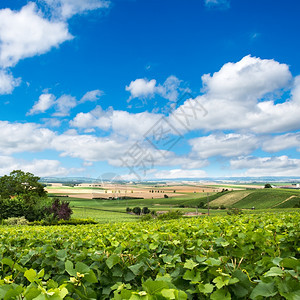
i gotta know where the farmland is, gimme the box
[45,182,300,222]
[0,212,299,299]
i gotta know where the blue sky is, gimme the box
[0,0,300,180]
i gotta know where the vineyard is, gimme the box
[0,213,299,299]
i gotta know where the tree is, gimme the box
[49,198,73,220]
[264,183,272,189]
[0,170,47,199]
[132,207,141,215]
[0,170,49,221]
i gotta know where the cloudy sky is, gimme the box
[0,0,300,180]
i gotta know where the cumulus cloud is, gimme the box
[0,121,55,155]
[169,55,298,134]
[80,89,103,103]
[262,132,300,153]
[52,94,77,116]
[201,55,291,102]
[0,2,72,68]
[153,169,207,179]
[40,0,110,20]
[126,78,157,101]
[189,133,259,158]
[230,156,300,177]
[126,75,184,103]
[0,69,21,94]
[70,105,163,139]
[0,156,71,177]
[27,93,56,115]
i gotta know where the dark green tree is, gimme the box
[264,183,272,189]
[0,170,47,199]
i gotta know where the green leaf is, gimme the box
[210,289,231,300]
[75,262,90,274]
[183,260,199,270]
[161,289,175,299]
[65,260,76,276]
[142,280,170,295]
[106,254,120,269]
[264,267,284,277]
[250,282,277,299]
[183,270,201,282]
[128,262,144,275]
[1,258,14,268]
[24,269,37,283]
[198,283,214,294]
[85,270,98,283]
[206,258,221,266]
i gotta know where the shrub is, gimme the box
[4,216,29,226]
[264,183,272,188]
[164,194,169,198]
[132,207,141,215]
[29,218,97,226]
[126,207,132,212]
[49,198,73,220]
[197,202,205,208]
[227,208,243,215]
[0,195,50,222]
[158,210,184,220]
[142,207,150,214]
[140,214,153,222]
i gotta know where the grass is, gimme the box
[232,189,300,209]
[48,188,300,223]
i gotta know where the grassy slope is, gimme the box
[232,189,300,209]
[209,190,253,207]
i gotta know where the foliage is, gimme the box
[29,218,97,226]
[132,207,142,215]
[157,210,184,220]
[164,194,169,198]
[227,207,243,215]
[142,207,150,214]
[49,198,73,220]
[0,213,298,299]
[0,170,47,199]
[0,194,50,221]
[264,183,272,188]
[140,214,153,221]
[3,216,29,226]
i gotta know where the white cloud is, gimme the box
[0,121,55,155]
[0,69,21,94]
[0,2,72,68]
[204,0,230,9]
[153,169,207,179]
[126,78,157,101]
[80,89,103,103]
[230,156,300,177]
[169,56,299,134]
[156,75,182,102]
[126,76,184,103]
[262,132,300,153]
[189,133,259,158]
[41,0,110,20]
[27,93,56,115]
[0,156,72,177]
[70,105,164,139]
[201,55,291,102]
[53,94,77,116]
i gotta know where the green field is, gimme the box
[0,212,299,299]
[232,189,300,209]
[47,187,300,222]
